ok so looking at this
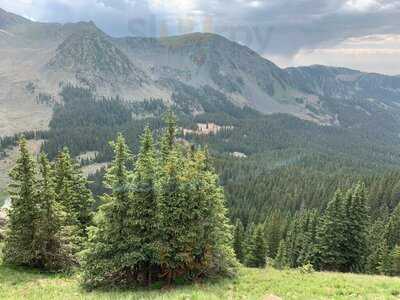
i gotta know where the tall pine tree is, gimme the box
[274,240,288,269]
[245,224,267,268]
[3,138,39,266]
[81,134,137,288]
[191,149,237,277]
[365,219,387,274]
[385,203,400,250]
[160,111,176,161]
[316,190,348,271]
[264,212,283,259]
[233,219,245,263]
[54,148,93,249]
[344,183,368,272]
[35,153,74,271]
[130,127,159,285]
[297,210,319,267]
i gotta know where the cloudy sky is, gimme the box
[1,0,400,75]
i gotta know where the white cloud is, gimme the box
[149,0,200,17]
[273,34,400,74]
[248,1,263,8]
[344,0,380,11]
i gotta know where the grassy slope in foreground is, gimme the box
[1,264,400,300]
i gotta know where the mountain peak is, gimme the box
[160,32,229,47]
[47,28,147,86]
[159,32,262,57]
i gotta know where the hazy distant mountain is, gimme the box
[287,65,400,105]
[1,7,400,137]
[0,7,29,28]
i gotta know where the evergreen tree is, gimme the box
[264,212,283,259]
[388,246,400,276]
[297,210,319,267]
[54,148,93,249]
[284,215,302,268]
[385,203,400,250]
[245,224,267,268]
[158,115,237,282]
[193,149,237,276]
[233,219,245,263]
[3,138,39,266]
[274,240,288,269]
[378,242,392,275]
[54,148,74,205]
[194,149,237,276]
[365,219,387,274]
[130,127,159,285]
[343,183,369,272]
[81,134,137,288]
[71,163,94,239]
[243,222,255,262]
[315,184,369,272]
[54,148,79,243]
[157,143,186,284]
[316,190,347,271]
[160,111,176,160]
[35,153,74,271]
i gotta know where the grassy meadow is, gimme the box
[1,255,400,300]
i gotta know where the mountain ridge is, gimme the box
[0,7,31,28]
[1,7,400,137]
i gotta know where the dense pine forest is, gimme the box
[2,85,400,284]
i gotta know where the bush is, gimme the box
[298,263,315,274]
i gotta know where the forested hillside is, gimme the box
[1,84,400,291]
[3,84,400,222]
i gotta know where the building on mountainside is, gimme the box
[231,152,247,158]
[182,123,233,136]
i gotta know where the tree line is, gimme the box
[36,85,400,224]
[233,183,400,276]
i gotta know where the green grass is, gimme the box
[1,263,400,300]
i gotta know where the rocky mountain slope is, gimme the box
[46,27,150,94]
[117,34,297,111]
[1,7,400,137]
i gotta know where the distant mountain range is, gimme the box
[1,7,400,137]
